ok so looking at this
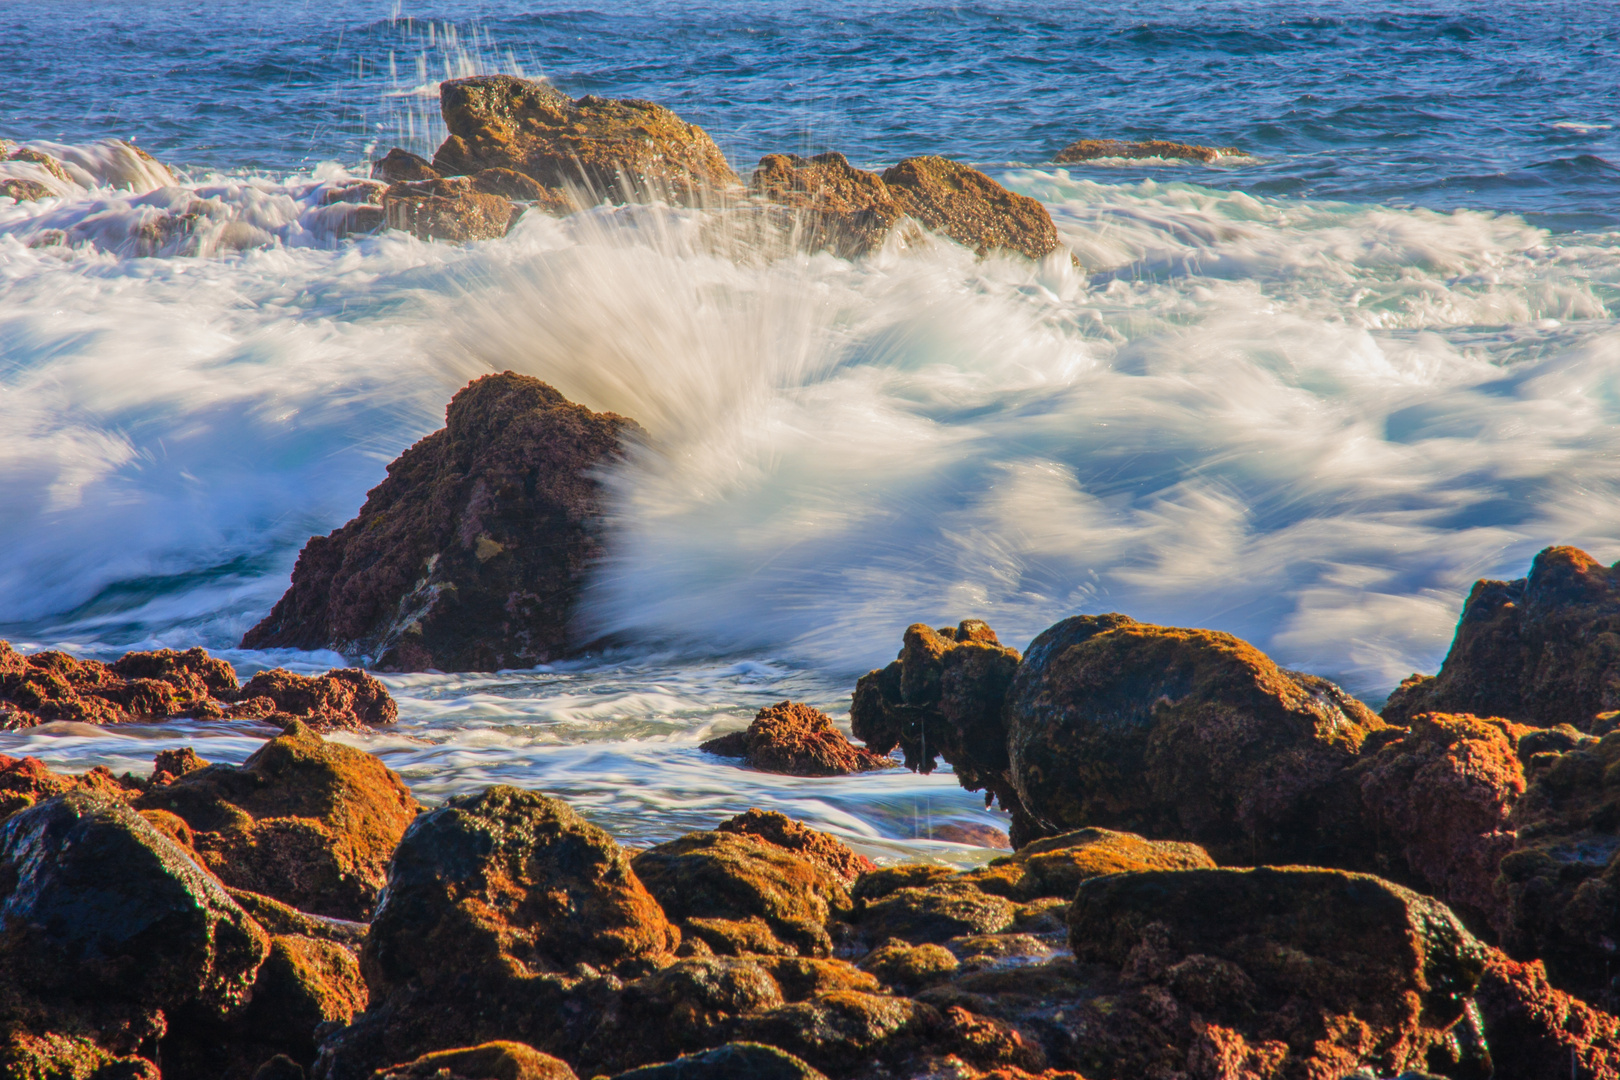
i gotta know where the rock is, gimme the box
[881,157,1060,261]
[0,788,270,1015]
[431,75,740,205]
[153,746,210,785]
[851,864,958,902]
[1384,546,1620,730]
[736,991,943,1075]
[964,827,1216,902]
[224,668,398,733]
[1473,947,1620,1080]
[854,881,1016,946]
[1002,613,1385,865]
[851,621,1034,843]
[226,888,369,951]
[857,940,960,991]
[242,373,643,672]
[134,719,420,921]
[0,177,54,201]
[371,1041,578,1080]
[748,152,906,258]
[382,180,520,242]
[1495,729,1620,1001]
[0,753,136,822]
[1351,713,1525,930]
[1052,139,1242,164]
[759,958,880,1002]
[0,1029,162,1080]
[609,1042,825,1080]
[580,956,784,1073]
[713,810,875,883]
[255,1057,308,1080]
[928,823,1011,850]
[371,148,440,183]
[633,831,852,958]
[1067,866,1488,1077]
[701,703,893,778]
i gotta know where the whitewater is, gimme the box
[2,0,1618,860]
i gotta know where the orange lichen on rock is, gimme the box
[715,808,876,882]
[1473,947,1620,1080]
[964,826,1216,901]
[224,667,397,732]
[881,156,1061,260]
[701,701,893,777]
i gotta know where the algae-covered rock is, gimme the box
[700,702,892,777]
[633,831,851,957]
[371,1041,578,1080]
[581,956,783,1073]
[0,753,136,823]
[1384,546,1620,729]
[609,1042,825,1080]
[737,991,941,1075]
[854,881,1015,946]
[371,148,440,183]
[225,669,398,733]
[857,940,960,991]
[748,152,905,259]
[713,809,874,883]
[242,373,642,672]
[1473,946,1620,1080]
[381,176,522,242]
[850,863,958,902]
[1004,613,1384,865]
[964,826,1215,901]
[135,720,419,921]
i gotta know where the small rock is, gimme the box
[371,1041,578,1080]
[371,148,440,183]
[964,827,1215,901]
[858,940,960,991]
[224,668,397,732]
[855,881,1016,945]
[609,1042,825,1080]
[382,181,520,242]
[1053,138,1242,164]
[702,702,893,777]
[714,809,875,882]
[882,157,1060,260]
[737,991,941,1075]
[748,152,906,258]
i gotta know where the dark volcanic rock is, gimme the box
[134,720,420,921]
[1384,545,1620,730]
[881,157,1060,261]
[431,75,740,205]
[611,1042,825,1080]
[242,372,643,672]
[1067,866,1489,1078]
[1002,613,1384,865]
[701,702,893,777]
[748,152,906,258]
[1473,946,1620,1080]
[1053,138,1242,164]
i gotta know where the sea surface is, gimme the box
[2,0,1618,861]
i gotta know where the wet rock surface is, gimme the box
[371,1041,578,1080]
[713,809,875,883]
[242,372,643,672]
[963,826,1216,901]
[700,702,893,777]
[881,156,1061,261]
[381,181,521,242]
[1053,138,1243,163]
[1473,947,1620,1080]
[748,152,907,258]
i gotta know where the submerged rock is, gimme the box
[242,372,643,672]
[134,720,420,921]
[431,75,740,205]
[1053,138,1242,164]
[1384,546,1620,729]
[701,702,893,777]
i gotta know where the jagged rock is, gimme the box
[1495,729,1620,1001]
[633,831,852,958]
[963,827,1216,902]
[135,720,419,921]
[0,753,137,822]
[854,882,1015,946]
[1053,138,1242,164]
[748,152,906,258]
[610,1043,825,1080]
[1067,867,1488,1077]
[851,621,1034,843]
[1002,613,1385,865]
[1352,713,1525,930]
[713,810,874,884]
[881,157,1061,261]
[371,1041,578,1080]
[430,75,739,205]
[0,789,270,1015]
[153,746,210,785]
[371,148,440,183]
[1384,546,1620,729]
[224,668,398,733]
[242,373,642,672]
[701,703,893,777]
[382,179,521,242]
[1473,947,1620,1080]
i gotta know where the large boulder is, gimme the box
[135,720,421,921]
[430,75,739,205]
[242,373,643,672]
[1067,867,1489,1078]
[700,702,892,777]
[1002,613,1385,865]
[1384,545,1620,729]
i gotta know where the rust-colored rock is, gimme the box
[372,148,440,183]
[1473,947,1620,1080]
[854,881,1016,946]
[1002,613,1385,865]
[371,1041,578,1080]
[714,809,875,882]
[748,152,906,258]
[1067,866,1489,1078]
[242,372,642,672]
[736,991,944,1075]
[1053,139,1242,164]
[1352,712,1525,930]
[1384,545,1620,729]
[135,720,420,920]
[609,1043,825,1080]
[701,703,893,777]
[225,668,398,733]
[430,75,740,205]
[964,827,1215,902]
[858,940,960,991]
[881,157,1060,260]
[382,179,521,242]
[0,753,138,822]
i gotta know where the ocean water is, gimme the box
[1,0,1618,860]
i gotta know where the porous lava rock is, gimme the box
[226,668,398,733]
[851,621,1032,841]
[880,157,1060,261]
[633,830,853,958]
[1053,138,1242,164]
[430,75,740,205]
[713,809,875,882]
[1384,545,1620,729]
[242,372,643,672]
[610,1042,825,1080]
[1351,712,1526,930]
[963,826,1215,902]
[1473,947,1620,1080]
[701,702,893,777]
[748,152,906,258]
[135,720,420,920]
[1003,613,1385,865]
[371,1041,578,1080]
[1067,867,1489,1078]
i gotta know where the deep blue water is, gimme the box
[3,0,1617,227]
